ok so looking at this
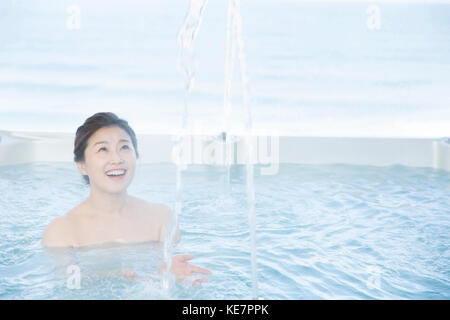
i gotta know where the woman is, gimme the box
[42,112,210,285]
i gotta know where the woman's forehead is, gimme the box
[88,126,131,145]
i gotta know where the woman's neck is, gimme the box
[86,186,129,217]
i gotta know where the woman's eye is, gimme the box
[99,147,107,152]
[122,145,130,150]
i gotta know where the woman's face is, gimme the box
[76,126,137,194]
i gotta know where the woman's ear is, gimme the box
[76,161,88,175]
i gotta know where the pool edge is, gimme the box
[0,130,449,172]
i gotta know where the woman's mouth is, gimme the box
[105,169,127,180]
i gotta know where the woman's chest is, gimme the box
[72,214,161,247]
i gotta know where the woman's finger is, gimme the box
[192,277,208,287]
[190,265,212,275]
[179,254,194,261]
[121,269,136,277]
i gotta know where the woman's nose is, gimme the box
[110,149,124,164]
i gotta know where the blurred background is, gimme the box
[0,0,449,137]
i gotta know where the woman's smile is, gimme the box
[105,168,127,180]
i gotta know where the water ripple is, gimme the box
[1,162,449,299]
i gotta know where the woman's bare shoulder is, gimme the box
[130,195,171,222]
[129,196,178,242]
[42,215,74,248]
[41,205,84,248]
[129,198,180,241]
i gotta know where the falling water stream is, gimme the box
[162,0,209,293]
[224,0,259,300]
[164,0,259,299]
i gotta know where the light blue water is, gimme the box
[0,0,450,136]
[0,162,449,299]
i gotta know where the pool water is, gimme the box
[0,161,449,299]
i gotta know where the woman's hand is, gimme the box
[159,254,211,287]
[120,268,137,282]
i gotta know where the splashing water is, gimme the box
[225,0,259,299]
[165,0,259,299]
[223,0,258,299]
[162,0,210,293]
[222,0,260,299]
[225,0,252,132]
[176,0,209,131]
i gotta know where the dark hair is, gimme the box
[74,112,139,184]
